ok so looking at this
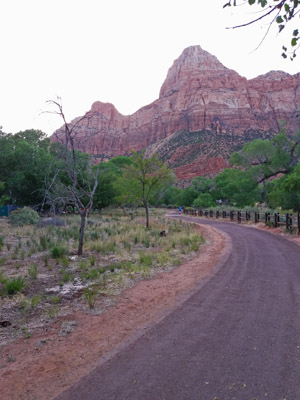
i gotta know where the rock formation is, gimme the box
[52,45,300,180]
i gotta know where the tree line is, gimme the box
[1,127,300,219]
[158,130,300,211]
[0,128,173,220]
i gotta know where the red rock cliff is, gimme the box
[52,46,300,179]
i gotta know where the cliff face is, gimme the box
[52,46,300,179]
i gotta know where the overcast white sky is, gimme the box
[0,0,299,135]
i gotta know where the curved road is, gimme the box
[55,217,300,400]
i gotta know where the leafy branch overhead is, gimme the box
[223,0,300,59]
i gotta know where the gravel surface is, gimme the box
[56,217,300,400]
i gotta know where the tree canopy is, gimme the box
[122,151,174,228]
[223,0,300,59]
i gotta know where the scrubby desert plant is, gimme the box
[28,264,38,280]
[139,251,153,267]
[50,245,67,259]
[5,277,26,295]
[83,287,98,309]
[8,207,40,227]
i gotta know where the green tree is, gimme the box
[193,193,214,208]
[122,151,174,228]
[158,186,183,206]
[215,168,260,207]
[0,182,9,206]
[268,161,300,210]
[93,157,132,212]
[180,186,198,207]
[0,130,54,205]
[191,176,214,194]
[267,175,300,210]
[230,133,300,202]
[224,0,300,59]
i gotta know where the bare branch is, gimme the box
[226,2,284,30]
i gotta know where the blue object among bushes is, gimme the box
[0,205,19,217]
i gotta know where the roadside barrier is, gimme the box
[183,208,300,235]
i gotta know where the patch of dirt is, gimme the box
[0,222,230,400]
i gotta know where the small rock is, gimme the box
[58,320,78,336]
[0,321,11,328]
[35,339,48,349]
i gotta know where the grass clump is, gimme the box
[89,241,116,255]
[83,287,98,309]
[50,245,67,259]
[139,251,153,267]
[28,264,38,280]
[5,277,26,295]
[39,235,52,251]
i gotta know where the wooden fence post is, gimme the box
[222,210,226,218]
[254,212,259,223]
[265,212,270,225]
[230,211,234,221]
[274,213,278,228]
[216,210,219,219]
[298,213,300,235]
[210,210,213,218]
[286,213,293,231]
[237,211,241,223]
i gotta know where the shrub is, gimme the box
[9,207,40,227]
[50,245,67,259]
[5,277,26,295]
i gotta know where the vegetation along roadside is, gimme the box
[0,208,205,347]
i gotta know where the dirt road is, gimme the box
[55,216,300,400]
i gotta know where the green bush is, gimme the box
[50,245,67,259]
[5,277,26,295]
[9,207,40,227]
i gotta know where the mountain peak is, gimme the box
[159,45,230,98]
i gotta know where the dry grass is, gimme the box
[0,208,205,345]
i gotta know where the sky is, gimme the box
[0,0,299,136]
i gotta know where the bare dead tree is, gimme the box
[46,100,101,255]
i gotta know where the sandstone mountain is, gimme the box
[52,45,300,180]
